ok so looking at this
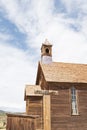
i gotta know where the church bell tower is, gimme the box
[41,39,52,64]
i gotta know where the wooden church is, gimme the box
[7,40,87,130]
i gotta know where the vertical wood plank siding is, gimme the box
[43,95,51,130]
[6,114,39,130]
[26,96,43,129]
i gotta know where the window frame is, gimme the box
[71,86,79,115]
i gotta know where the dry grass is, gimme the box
[0,113,6,130]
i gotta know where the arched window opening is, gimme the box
[45,48,49,54]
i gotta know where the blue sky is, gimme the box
[0,11,28,50]
[0,0,87,111]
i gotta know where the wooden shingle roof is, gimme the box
[39,62,87,83]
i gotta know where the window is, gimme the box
[71,87,78,115]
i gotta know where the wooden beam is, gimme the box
[43,95,51,130]
[34,90,58,95]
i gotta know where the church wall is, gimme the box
[78,89,87,116]
[51,87,87,130]
[26,96,43,130]
[38,69,48,90]
[51,88,70,130]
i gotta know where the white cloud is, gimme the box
[53,29,87,63]
[61,0,87,13]
[0,43,37,108]
[0,0,87,48]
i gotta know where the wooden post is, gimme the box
[43,95,51,130]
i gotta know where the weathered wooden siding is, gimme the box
[51,88,87,130]
[78,89,87,116]
[6,114,40,130]
[26,96,43,129]
[36,63,48,90]
[43,95,51,130]
[51,89,70,130]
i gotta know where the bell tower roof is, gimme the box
[42,39,52,46]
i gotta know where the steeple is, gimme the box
[41,39,52,64]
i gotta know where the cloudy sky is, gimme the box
[0,0,87,111]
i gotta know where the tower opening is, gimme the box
[45,48,49,54]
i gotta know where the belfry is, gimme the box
[41,39,52,64]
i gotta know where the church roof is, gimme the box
[38,62,87,84]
